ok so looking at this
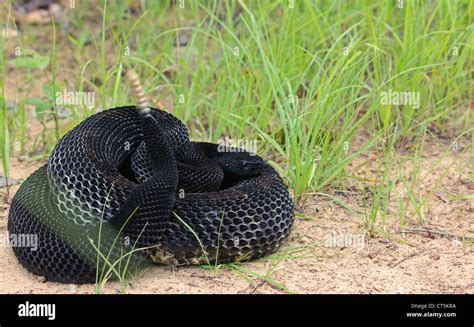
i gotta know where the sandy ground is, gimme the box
[0,121,472,294]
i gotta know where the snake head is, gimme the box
[213,151,265,177]
[183,142,266,178]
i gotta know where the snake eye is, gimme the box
[240,160,255,170]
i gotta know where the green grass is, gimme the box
[0,2,11,191]
[91,188,152,294]
[74,0,470,200]
[0,0,472,288]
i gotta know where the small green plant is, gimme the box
[0,4,11,190]
[90,187,149,294]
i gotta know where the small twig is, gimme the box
[250,280,267,294]
[389,249,430,268]
[433,192,448,203]
[401,227,474,241]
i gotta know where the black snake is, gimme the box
[8,106,294,284]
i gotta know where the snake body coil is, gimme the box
[8,106,294,283]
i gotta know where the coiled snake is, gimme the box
[8,106,294,284]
